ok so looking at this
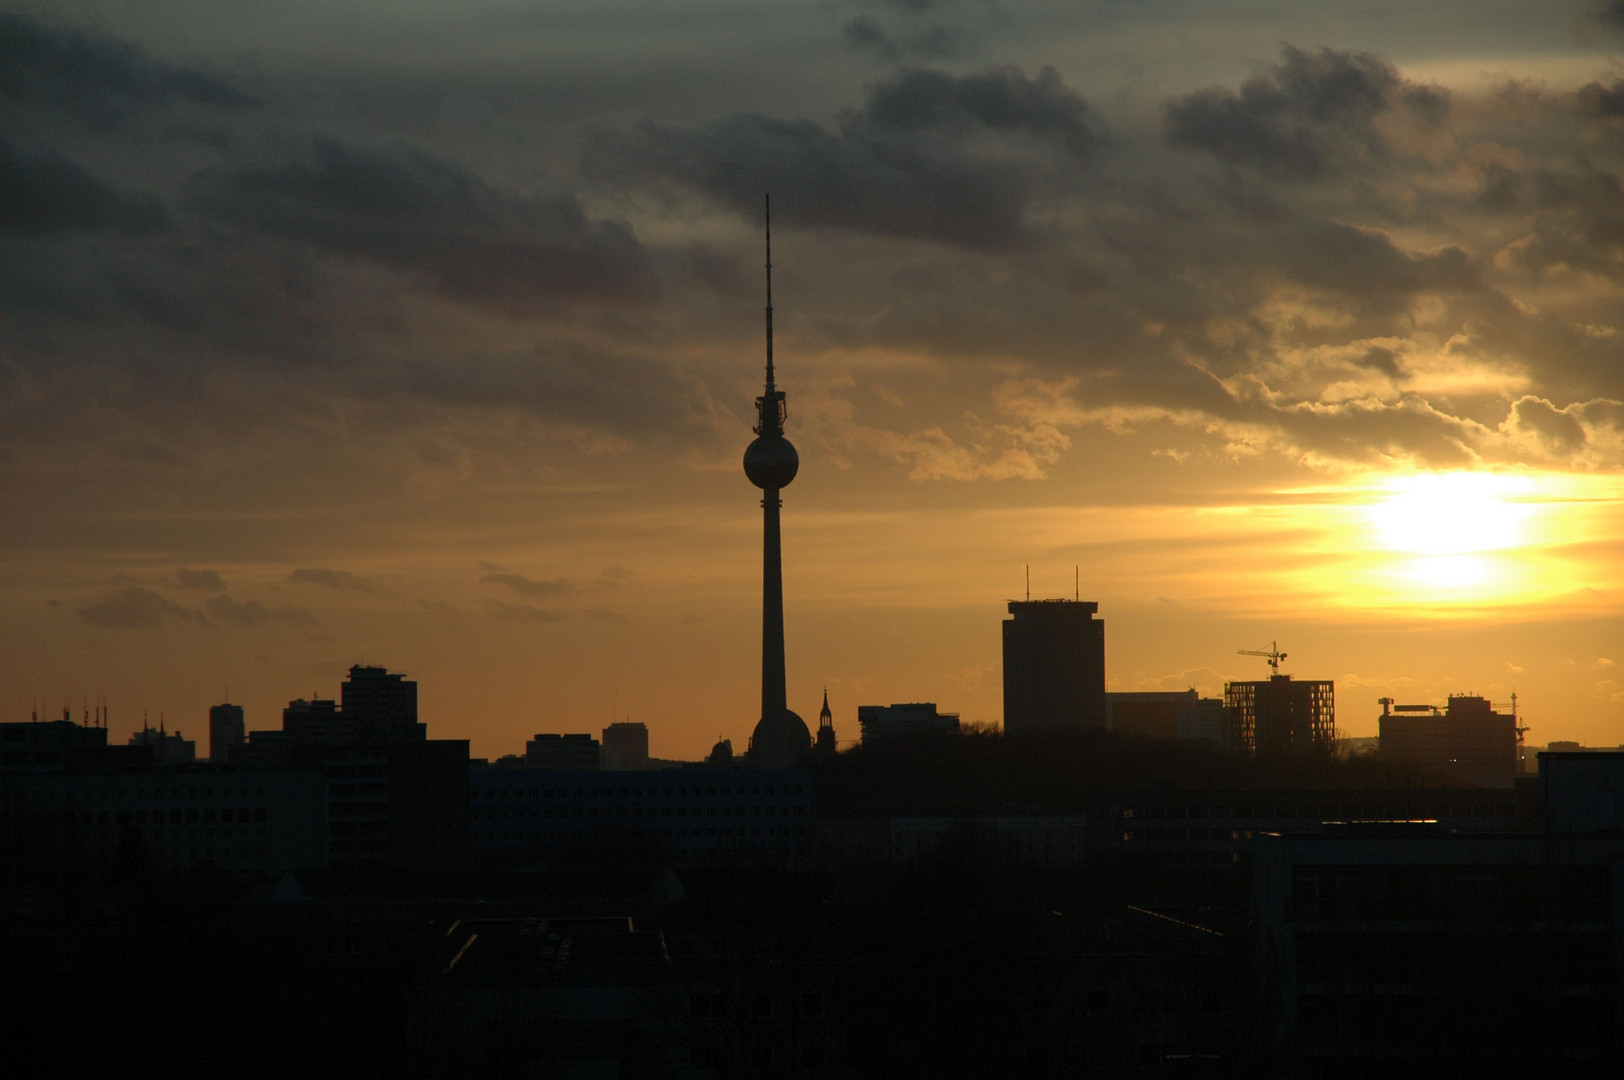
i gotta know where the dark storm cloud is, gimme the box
[172,568,226,593]
[288,568,372,592]
[587,65,1104,251]
[1164,46,1447,180]
[0,12,251,130]
[184,135,657,312]
[0,133,167,235]
[843,16,965,61]
[1578,79,1624,120]
[410,343,727,443]
[1271,221,1479,306]
[1486,162,1624,280]
[75,587,200,629]
[204,595,317,627]
[1585,1,1624,33]
[480,572,574,598]
[840,0,1004,61]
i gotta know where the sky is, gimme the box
[3,0,1623,760]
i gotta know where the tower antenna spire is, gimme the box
[764,192,774,394]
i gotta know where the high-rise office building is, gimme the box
[209,702,245,761]
[743,199,811,768]
[1002,599,1107,735]
[601,721,650,771]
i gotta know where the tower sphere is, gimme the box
[744,434,799,490]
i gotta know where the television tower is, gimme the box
[743,195,811,766]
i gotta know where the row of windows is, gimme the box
[13,807,269,826]
[1123,828,1254,843]
[482,825,806,842]
[26,785,271,802]
[12,822,269,843]
[481,805,805,822]
[476,784,804,801]
[1122,802,1514,820]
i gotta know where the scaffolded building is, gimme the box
[1225,675,1335,756]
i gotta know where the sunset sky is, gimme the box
[4,1,1623,760]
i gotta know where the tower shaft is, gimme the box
[761,486,787,721]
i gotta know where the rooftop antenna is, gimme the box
[1075,565,1079,602]
[1025,564,1030,602]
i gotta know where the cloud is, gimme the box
[0,134,167,236]
[584,609,629,623]
[1577,79,1624,121]
[481,572,575,598]
[203,595,318,627]
[75,586,199,628]
[288,567,373,592]
[183,135,657,313]
[1585,1,1624,35]
[484,600,570,622]
[1503,396,1587,455]
[172,567,226,592]
[1164,46,1447,180]
[0,12,252,130]
[595,566,633,588]
[586,65,1104,251]
[840,0,1006,62]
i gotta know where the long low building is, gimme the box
[0,766,329,877]
[469,766,811,863]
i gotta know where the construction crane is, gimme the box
[1238,641,1288,674]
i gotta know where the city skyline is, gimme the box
[3,2,1624,760]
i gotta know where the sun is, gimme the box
[1369,471,1534,557]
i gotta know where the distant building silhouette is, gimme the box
[1379,694,1520,784]
[1224,675,1335,756]
[815,689,837,758]
[341,664,421,734]
[237,665,468,870]
[601,722,650,771]
[0,716,147,772]
[1002,599,1106,735]
[1107,690,1224,744]
[858,702,960,744]
[527,733,602,772]
[208,702,244,761]
[129,723,195,765]
[708,738,734,765]
[743,200,812,768]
